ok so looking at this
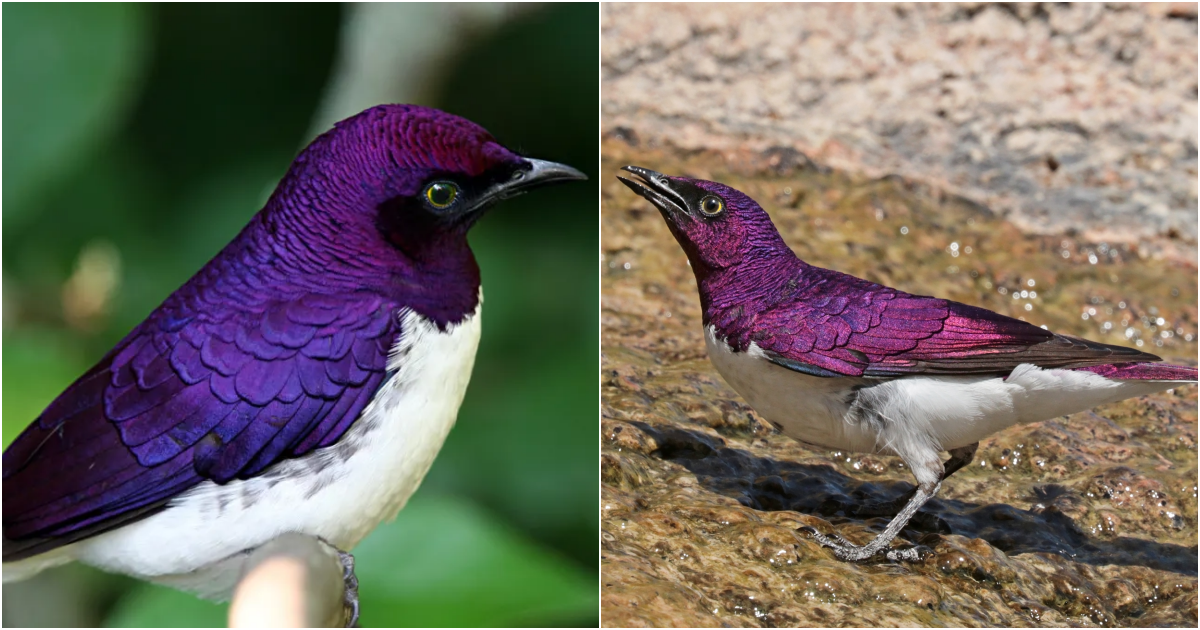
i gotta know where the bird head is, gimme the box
[617,166,789,275]
[274,104,586,264]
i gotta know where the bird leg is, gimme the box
[803,480,939,562]
[941,442,978,480]
[803,442,979,562]
[337,549,360,628]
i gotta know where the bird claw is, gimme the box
[799,526,921,563]
[337,550,360,628]
[884,546,925,563]
[798,526,853,549]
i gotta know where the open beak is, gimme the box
[616,165,688,216]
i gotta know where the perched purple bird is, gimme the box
[2,105,585,618]
[618,166,1196,562]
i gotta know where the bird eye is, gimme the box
[424,181,459,209]
[699,195,724,216]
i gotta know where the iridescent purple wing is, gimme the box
[737,268,1159,378]
[2,291,396,560]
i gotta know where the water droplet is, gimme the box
[1029,291,1037,298]
[1024,303,1032,311]
[1027,279,1036,287]
[900,226,909,235]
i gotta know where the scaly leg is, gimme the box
[803,442,979,562]
[337,549,360,628]
[802,480,940,562]
[849,442,978,517]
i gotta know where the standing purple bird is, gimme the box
[2,105,585,619]
[618,166,1196,563]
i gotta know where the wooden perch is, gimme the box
[228,533,349,628]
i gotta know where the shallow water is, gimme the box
[600,140,1198,627]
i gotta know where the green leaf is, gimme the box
[104,585,226,628]
[2,329,89,447]
[431,215,597,548]
[355,495,596,627]
[2,2,148,225]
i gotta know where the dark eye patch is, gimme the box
[662,179,717,214]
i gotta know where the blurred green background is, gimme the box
[2,3,597,627]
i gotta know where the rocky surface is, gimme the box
[602,2,1198,247]
[599,144,1198,627]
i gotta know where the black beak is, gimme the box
[616,165,688,216]
[499,158,588,199]
[462,159,586,221]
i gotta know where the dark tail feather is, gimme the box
[1073,363,1197,381]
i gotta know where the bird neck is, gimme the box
[242,194,482,331]
[696,248,809,329]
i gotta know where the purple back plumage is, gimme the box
[619,166,1196,381]
[3,105,552,557]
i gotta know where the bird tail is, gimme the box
[1072,363,1197,382]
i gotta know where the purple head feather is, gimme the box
[218,104,585,325]
[617,167,791,278]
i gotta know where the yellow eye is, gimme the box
[425,182,459,209]
[699,195,724,216]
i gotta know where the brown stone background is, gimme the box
[602,2,1198,249]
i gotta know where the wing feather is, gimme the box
[3,291,397,561]
[722,267,1161,379]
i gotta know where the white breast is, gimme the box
[704,325,879,453]
[67,300,483,599]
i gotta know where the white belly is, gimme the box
[66,302,482,599]
[704,326,1180,460]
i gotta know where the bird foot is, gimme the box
[798,526,921,563]
[337,550,360,628]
